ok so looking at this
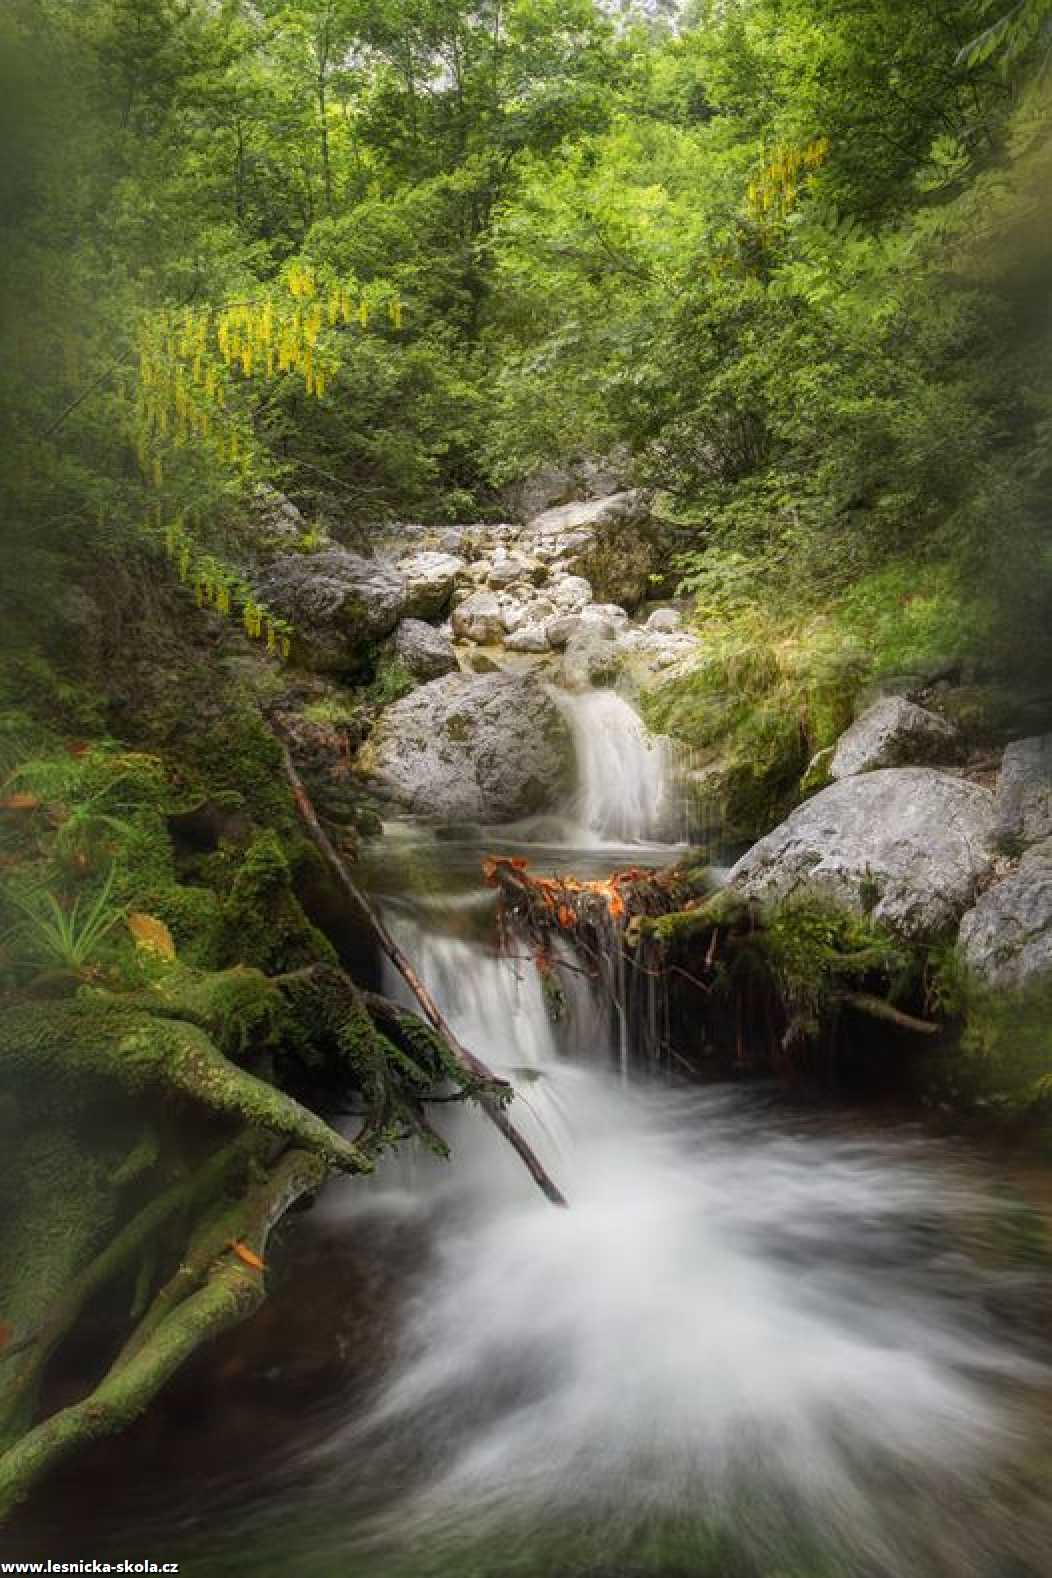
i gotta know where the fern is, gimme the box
[5,865,124,977]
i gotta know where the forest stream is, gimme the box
[12,692,1052,1578]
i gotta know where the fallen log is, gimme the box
[272,730,568,1207]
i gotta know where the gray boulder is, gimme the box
[254,550,406,672]
[391,619,458,680]
[397,551,466,619]
[546,614,585,650]
[729,768,997,937]
[830,697,960,781]
[452,590,505,646]
[504,623,551,654]
[991,735,1052,853]
[550,575,594,611]
[562,627,624,691]
[646,607,683,633]
[528,490,646,540]
[958,841,1052,990]
[357,672,574,822]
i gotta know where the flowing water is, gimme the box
[11,690,1052,1577]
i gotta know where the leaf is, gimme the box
[1,793,40,812]
[127,912,177,960]
[229,1240,265,1273]
[557,904,575,929]
[608,890,626,920]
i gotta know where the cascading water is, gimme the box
[27,696,1052,1578]
[554,687,689,845]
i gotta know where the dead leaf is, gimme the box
[608,890,626,920]
[0,793,40,813]
[557,905,575,930]
[229,1240,265,1273]
[127,912,177,960]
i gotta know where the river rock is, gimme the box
[546,614,584,649]
[396,551,466,619]
[357,672,574,822]
[990,734,1052,853]
[550,575,593,611]
[504,623,551,654]
[729,768,997,937]
[958,841,1052,990]
[452,590,505,646]
[391,619,458,680]
[528,489,646,541]
[829,697,960,780]
[562,627,624,691]
[646,607,682,634]
[254,550,406,673]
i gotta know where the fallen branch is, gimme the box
[844,994,942,1035]
[272,733,568,1207]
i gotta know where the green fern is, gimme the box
[5,865,125,977]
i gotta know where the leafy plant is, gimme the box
[4,865,125,978]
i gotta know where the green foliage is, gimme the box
[3,866,124,982]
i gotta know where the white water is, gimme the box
[301,866,1049,1576]
[554,688,688,845]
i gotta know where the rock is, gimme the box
[503,598,556,635]
[646,607,682,633]
[488,556,545,590]
[462,651,501,675]
[452,590,505,646]
[254,551,406,673]
[546,614,584,650]
[357,672,574,822]
[799,746,835,798]
[991,735,1052,853]
[958,842,1052,990]
[589,603,629,625]
[562,627,624,691]
[729,768,997,937]
[504,624,551,654]
[391,619,458,680]
[396,551,466,619]
[550,575,593,611]
[250,485,312,558]
[529,490,646,541]
[830,697,960,780]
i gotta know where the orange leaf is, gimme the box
[557,905,575,930]
[481,857,498,883]
[0,793,39,812]
[229,1240,265,1273]
[608,891,626,920]
[127,912,177,960]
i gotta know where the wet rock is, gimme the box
[562,626,624,691]
[357,672,574,822]
[452,590,505,646]
[391,619,458,680]
[958,841,1052,990]
[991,734,1052,853]
[396,551,466,620]
[830,697,960,780]
[254,551,406,673]
[462,650,501,674]
[729,768,997,937]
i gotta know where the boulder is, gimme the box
[489,555,545,590]
[396,551,467,619]
[728,768,997,938]
[254,551,406,673]
[546,614,585,650]
[528,490,646,541]
[562,627,624,691]
[357,672,574,822]
[503,598,556,635]
[830,697,960,780]
[504,623,551,654]
[391,619,458,680]
[958,841,1052,990]
[646,607,683,634]
[991,734,1052,853]
[550,575,594,611]
[452,590,505,646]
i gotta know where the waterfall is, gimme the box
[554,687,689,845]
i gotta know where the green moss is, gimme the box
[367,654,416,706]
[216,830,337,974]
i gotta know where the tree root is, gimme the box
[0,1148,325,1522]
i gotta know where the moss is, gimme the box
[945,978,1052,1127]
[367,654,416,706]
[216,830,338,974]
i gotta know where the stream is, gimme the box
[11,692,1052,1576]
